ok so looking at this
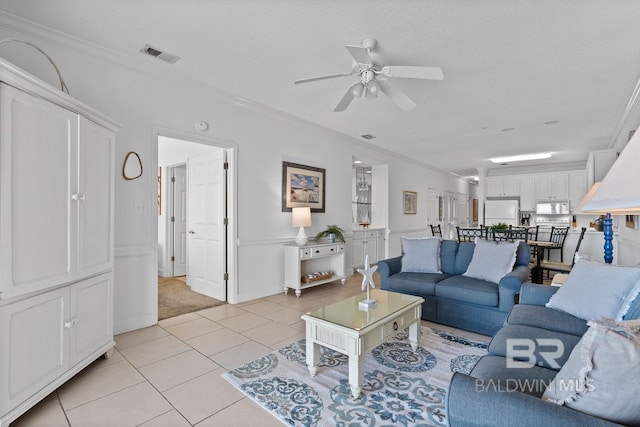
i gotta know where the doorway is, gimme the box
[157,134,233,319]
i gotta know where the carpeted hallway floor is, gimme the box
[158,276,226,320]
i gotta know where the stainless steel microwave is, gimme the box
[536,201,570,215]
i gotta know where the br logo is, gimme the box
[506,338,564,369]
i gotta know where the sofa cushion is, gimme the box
[453,242,475,275]
[488,324,581,371]
[470,354,558,398]
[507,304,588,337]
[625,291,640,320]
[400,236,441,273]
[440,239,459,275]
[542,319,640,426]
[463,238,519,284]
[435,275,499,306]
[386,272,446,296]
[546,259,640,321]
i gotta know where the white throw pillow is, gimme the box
[543,318,640,426]
[463,237,518,284]
[546,259,640,321]
[400,237,441,273]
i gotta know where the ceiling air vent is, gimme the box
[139,44,180,64]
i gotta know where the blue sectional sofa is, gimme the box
[447,281,640,426]
[377,239,531,336]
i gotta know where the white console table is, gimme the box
[284,241,347,297]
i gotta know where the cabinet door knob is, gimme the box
[64,318,78,329]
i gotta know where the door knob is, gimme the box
[188,230,195,234]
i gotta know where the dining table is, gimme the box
[527,240,556,284]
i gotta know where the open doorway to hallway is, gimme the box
[157,135,229,320]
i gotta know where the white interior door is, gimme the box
[172,165,187,276]
[187,150,226,300]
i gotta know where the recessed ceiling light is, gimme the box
[490,152,553,163]
[353,160,362,164]
[361,134,376,140]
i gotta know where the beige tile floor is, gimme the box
[11,277,490,427]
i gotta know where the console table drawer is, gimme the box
[310,245,338,257]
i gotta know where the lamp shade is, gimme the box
[580,127,640,214]
[574,182,604,214]
[291,207,312,227]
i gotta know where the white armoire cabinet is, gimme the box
[0,59,119,426]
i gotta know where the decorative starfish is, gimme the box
[357,255,377,291]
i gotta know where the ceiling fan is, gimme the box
[294,38,444,112]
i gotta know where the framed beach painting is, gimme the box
[282,161,326,212]
[403,190,417,215]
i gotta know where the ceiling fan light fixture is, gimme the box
[489,152,553,163]
[351,82,365,98]
[368,80,380,94]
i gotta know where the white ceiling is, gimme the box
[2,1,640,177]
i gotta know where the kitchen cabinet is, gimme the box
[534,173,569,201]
[487,176,521,197]
[284,242,346,297]
[351,229,385,270]
[520,175,535,211]
[0,59,119,426]
[569,171,587,212]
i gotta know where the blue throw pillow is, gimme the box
[547,259,640,321]
[463,237,518,284]
[400,237,441,273]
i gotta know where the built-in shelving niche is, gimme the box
[352,166,372,226]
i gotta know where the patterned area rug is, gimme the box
[222,327,487,426]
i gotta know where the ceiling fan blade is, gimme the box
[381,66,444,80]
[378,79,416,111]
[334,82,363,112]
[345,45,372,65]
[294,72,353,84]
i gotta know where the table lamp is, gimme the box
[575,127,640,264]
[292,207,312,246]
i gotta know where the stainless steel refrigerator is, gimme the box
[485,199,519,226]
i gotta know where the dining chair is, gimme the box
[430,224,442,238]
[492,227,529,242]
[546,226,570,262]
[540,227,586,276]
[456,226,483,242]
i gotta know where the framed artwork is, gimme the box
[282,161,325,212]
[403,190,417,215]
[472,198,478,222]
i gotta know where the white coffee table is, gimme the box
[301,289,424,398]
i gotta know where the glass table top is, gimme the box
[304,289,423,331]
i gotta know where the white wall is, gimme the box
[0,18,470,333]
